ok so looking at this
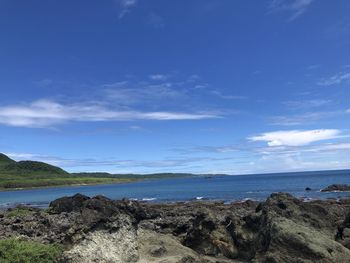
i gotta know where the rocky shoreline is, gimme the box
[321,184,350,192]
[1,193,350,262]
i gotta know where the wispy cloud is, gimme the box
[306,64,321,70]
[282,99,332,109]
[269,111,341,126]
[115,0,138,19]
[259,143,350,156]
[249,129,340,146]
[210,90,247,100]
[269,0,314,21]
[0,99,220,128]
[148,13,165,28]
[33,78,53,87]
[104,82,182,105]
[149,74,168,81]
[318,72,350,86]
[175,145,239,154]
[101,74,241,108]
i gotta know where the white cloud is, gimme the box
[116,0,137,19]
[249,129,340,147]
[0,99,219,128]
[318,72,350,86]
[269,0,314,21]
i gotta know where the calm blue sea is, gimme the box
[1,169,350,208]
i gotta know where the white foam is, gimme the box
[142,198,156,201]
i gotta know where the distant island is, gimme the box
[0,153,199,190]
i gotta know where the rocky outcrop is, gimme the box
[321,184,350,192]
[1,193,350,262]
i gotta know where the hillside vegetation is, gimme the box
[0,153,135,190]
[0,153,196,190]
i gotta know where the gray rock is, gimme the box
[321,184,350,192]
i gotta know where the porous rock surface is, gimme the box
[1,193,350,262]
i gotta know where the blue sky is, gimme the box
[1,0,350,174]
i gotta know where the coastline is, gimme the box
[1,192,350,262]
[0,178,140,192]
[0,174,199,192]
[0,179,139,192]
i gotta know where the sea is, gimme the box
[1,169,350,209]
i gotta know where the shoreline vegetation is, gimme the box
[0,153,198,191]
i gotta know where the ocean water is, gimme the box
[1,169,350,208]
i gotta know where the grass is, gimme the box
[0,176,136,190]
[0,238,62,263]
[6,207,35,218]
[71,172,196,180]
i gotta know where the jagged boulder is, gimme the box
[336,210,350,249]
[238,193,350,262]
[49,193,90,213]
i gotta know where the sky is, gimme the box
[0,0,350,174]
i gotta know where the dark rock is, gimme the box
[182,213,219,256]
[114,198,155,222]
[321,184,350,192]
[83,195,119,217]
[49,193,90,213]
[336,210,350,249]
[305,187,312,191]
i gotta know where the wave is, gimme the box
[142,198,157,201]
[301,197,315,202]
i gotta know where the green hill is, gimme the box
[0,153,134,190]
[0,153,16,166]
[4,161,68,176]
[0,153,198,191]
